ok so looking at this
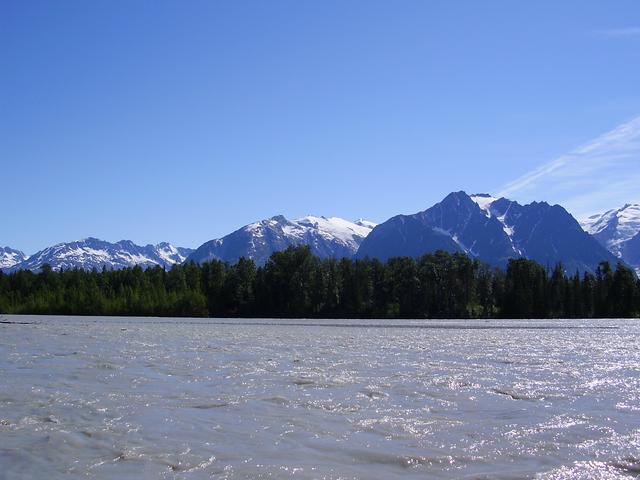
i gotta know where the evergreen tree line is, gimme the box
[0,246,638,319]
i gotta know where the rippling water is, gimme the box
[1,316,639,479]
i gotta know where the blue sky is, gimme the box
[2,1,640,253]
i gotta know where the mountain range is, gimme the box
[581,203,640,275]
[356,191,618,273]
[2,238,193,273]
[3,193,638,274]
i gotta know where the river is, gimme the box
[1,316,638,479]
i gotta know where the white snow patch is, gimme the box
[295,216,374,246]
[470,194,498,217]
[432,227,477,257]
[246,222,266,238]
[281,224,305,238]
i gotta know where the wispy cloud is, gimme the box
[595,27,640,37]
[496,116,640,218]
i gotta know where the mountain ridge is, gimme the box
[4,196,634,274]
[5,238,193,273]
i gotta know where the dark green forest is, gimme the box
[1,247,638,318]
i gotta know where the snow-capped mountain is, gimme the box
[186,215,376,265]
[581,203,640,274]
[0,247,27,271]
[356,191,618,273]
[7,238,193,272]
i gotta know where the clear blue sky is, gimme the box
[3,1,640,253]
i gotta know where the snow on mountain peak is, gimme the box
[580,203,640,261]
[470,194,499,216]
[187,215,376,265]
[0,247,28,270]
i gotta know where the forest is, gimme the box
[0,246,638,319]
